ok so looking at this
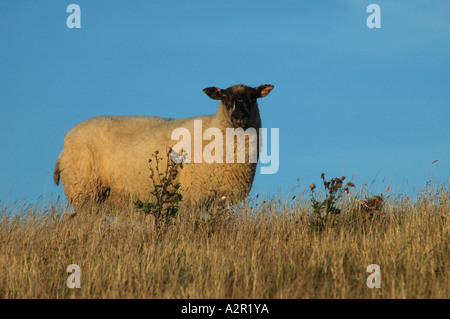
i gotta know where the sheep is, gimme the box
[53,83,274,212]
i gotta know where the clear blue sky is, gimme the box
[1,1,449,206]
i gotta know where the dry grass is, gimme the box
[0,184,448,299]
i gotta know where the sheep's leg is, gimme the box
[105,190,126,205]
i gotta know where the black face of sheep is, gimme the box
[203,84,274,129]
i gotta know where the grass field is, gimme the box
[0,182,448,299]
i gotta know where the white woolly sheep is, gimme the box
[54,84,274,212]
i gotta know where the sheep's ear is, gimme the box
[203,87,226,100]
[255,84,274,98]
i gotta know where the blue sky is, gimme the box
[0,1,449,205]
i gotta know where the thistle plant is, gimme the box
[134,148,183,228]
[309,173,355,229]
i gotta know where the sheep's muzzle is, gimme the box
[233,119,248,128]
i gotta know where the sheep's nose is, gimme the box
[233,119,247,127]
